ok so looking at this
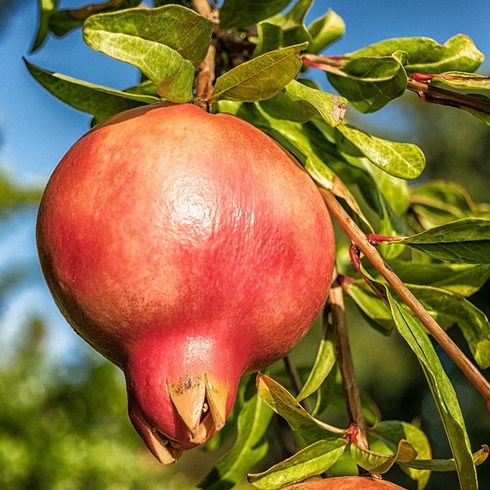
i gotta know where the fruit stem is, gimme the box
[320,186,490,405]
[327,280,369,451]
[193,0,218,106]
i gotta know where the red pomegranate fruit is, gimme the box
[283,476,406,489]
[36,103,335,463]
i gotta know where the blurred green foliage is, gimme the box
[0,317,197,489]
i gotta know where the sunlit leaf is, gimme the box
[307,10,345,54]
[324,52,408,113]
[256,373,343,444]
[260,79,346,126]
[416,71,490,91]
[350,34,484,74]
[297,325,336,401]
[401,218,490,263]
[31,0,58,52]
[351,438,417,474]
[83,6,213,65]
[211,43,308,102]
[253,21,284,57]
[248,438,347,489]
[47,1,141,37]
[82,8,202,102]
[371,420,432,488]
[402,445,489,472]
[344,280,393,333]
[337,124,426,180]
[387,292,478,490]
[220,0,292,29]
[198,377,273,490]
[25,60,159,123]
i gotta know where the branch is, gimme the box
[283,355,303,395]
[193,0,218,107]
[407,77,490,115]
[327,282,369,450]
[320,186,490,405]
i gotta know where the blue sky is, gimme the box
[0,0,489,360]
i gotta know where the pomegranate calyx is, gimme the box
[128,403,183,464]
[167,372,228,443]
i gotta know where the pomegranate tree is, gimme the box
[26,0,490,488]
[36,103,335,463]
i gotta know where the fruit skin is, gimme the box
[282,476,406,489]
[36,103,335,462]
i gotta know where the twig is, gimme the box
[283,355,303,395]
[407,78,490,115]
[327,282,369,450]
[192,0,212,17]
[320,186,490,404]
[303,53,490,117]
[192,0,218,107]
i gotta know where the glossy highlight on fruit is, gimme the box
[36,103,335,463]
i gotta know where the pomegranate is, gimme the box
[36,103,335,463]
[283,476,406,489]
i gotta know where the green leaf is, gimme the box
[410,180,480,229]
[83,6,213,65]
[82,9,202,102]
[422,72,490,91]
[25,60,159,124]
[402,445,489,472]
[248,438,347,489]
[198,377,273,490]
[256,373,343,444]
[350,34,484,74]
[371,420,432,488]
[351,438,417,474]
[260,79,346,126]
[409,285,490,369]
[337,124,426,180]
[279,0,313,26]
[326,53,408,113]
[211,43,308,102]
[387,291,478,490]
[401,218,490,263]
[253,21,284,57]
[220,0,292,29]
[307,10,345,54]
[386,261,490,297]
[345,280,393,333]
[297,325,337,401]
[47,1,142,37]
[31,0,58,52]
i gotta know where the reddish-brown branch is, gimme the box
[193,0,217,107]
[320,187,490,405]
[327,282,369,450]
[407,78,490,114]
